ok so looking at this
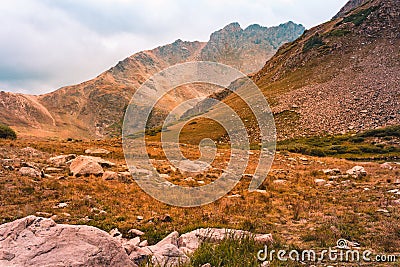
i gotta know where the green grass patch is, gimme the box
[342,5,379,26]
[326,29,351,37]
[190,235,264,267]
[0,123,17,140]
[277,125,400,160]
[302,34,324,52]
[359,125,400,138]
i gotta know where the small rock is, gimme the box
[323,168,341,175]
[21,147,41,157]
[184,177,195,183]
[21,161,39,169]
[128,229,145,237]
[102,171,118,180]
[153,231,179,248]
[376,209,389,213]
[109,228,122,238]
[137,216,144,221]
[54,202,68,208]
[254,234,273,244]
[90,207,106,214]
[85,148,110,155]
[381,162,393,170]
[48,154,76,167]
[45,167,64,173]
[346,166,367,177]
[4,165,14,171]
[314,179,327,186]
[174,160,210,174]
[19,167,41,178]
[387,189,399,193]
[228,194,242,198]
[254,189,267,194]
[139,240,148,247]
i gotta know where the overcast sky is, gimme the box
[0,0,348,94]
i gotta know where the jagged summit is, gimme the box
[185,0,400,141]
[222,22,242,31]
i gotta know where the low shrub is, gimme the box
[0,123,17,140]
[303,34,324,52]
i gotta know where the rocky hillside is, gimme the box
[0,22,304,139]
[185,0,400,142]
[333,0,369,19]
[255,0,400,139]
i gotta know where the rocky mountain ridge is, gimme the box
[184,0,400,141]
[0,22,305,139]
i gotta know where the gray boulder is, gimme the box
[69,156,104,177]
[0,216,136,267]
[346,166,367,177]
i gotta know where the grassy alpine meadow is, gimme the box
[0,127,399,266]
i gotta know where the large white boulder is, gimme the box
[0,216,136,267]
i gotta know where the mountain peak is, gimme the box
[244,24,262,31]
[333,0,369,19]
[0,22,305,138]
[222,22,242,32]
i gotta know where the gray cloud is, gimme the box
[0,0,348,94]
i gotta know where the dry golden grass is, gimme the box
[0,137,399,255]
